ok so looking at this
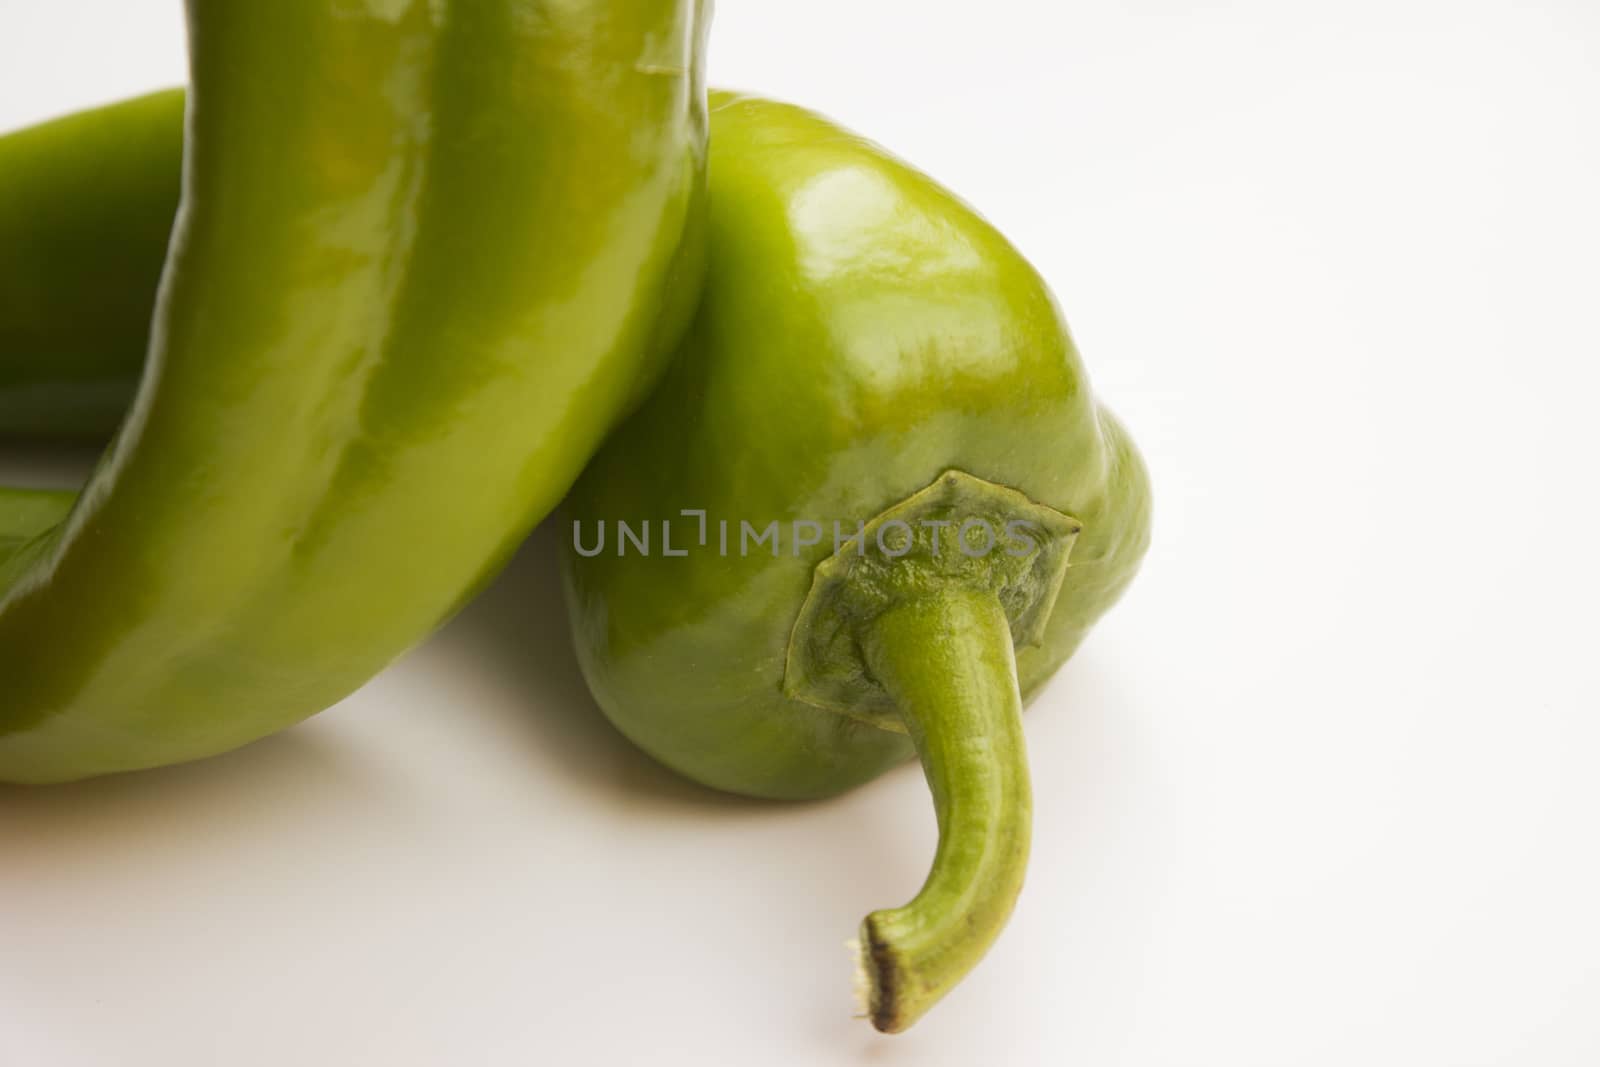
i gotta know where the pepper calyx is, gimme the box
[782,468,1080,732]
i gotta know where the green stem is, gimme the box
[856,585,1032,1033]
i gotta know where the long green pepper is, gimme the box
[0,0,712,784]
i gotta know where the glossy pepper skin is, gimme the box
[0,0,712,784]
[562,93,1151,1030]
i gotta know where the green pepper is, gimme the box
[0,0,711,784]
[561,93,1152,1030]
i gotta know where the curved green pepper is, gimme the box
[0,0,711,784]
[562,93,1151,1030]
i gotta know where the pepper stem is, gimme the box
[855,585,1032,1033]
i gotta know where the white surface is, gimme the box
[3,1,1599,1064]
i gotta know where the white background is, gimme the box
[2,1,1598,1064]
